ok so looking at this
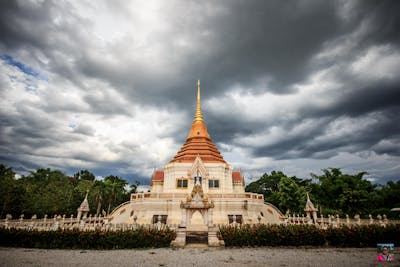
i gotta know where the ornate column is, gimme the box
[208,208,214,227]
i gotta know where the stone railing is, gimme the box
[2,213,399,232]
[0,214,179,232]
[284,213,400,228]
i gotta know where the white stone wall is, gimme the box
[159,160,236,194]
[110,193,284,225]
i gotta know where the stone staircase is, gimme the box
[185,231,208,245]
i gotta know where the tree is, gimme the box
[380,180,400,208]
[275,176,307,214]
[91,180,106,216]
[20,168,74,217]
[245,171,283,196]
[0,164,22,218]
[129,181,140,194]
[246,171,309,213]
[103,175,129,214]
[74,170,95,181]
[311,168,376,216]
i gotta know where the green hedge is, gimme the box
[325,224,399,247]
[220,224,400,247]
[0,227,176,249]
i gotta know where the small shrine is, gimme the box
[77,192,90,220]
[304,192,318,224]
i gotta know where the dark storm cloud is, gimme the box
[329,83,400,118]
[0,0,344,106]
[351,0,400,46]
[0,0,89,48]
[0,104,80,156]
[1,0,400,183]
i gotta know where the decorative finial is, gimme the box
[194,80,203,122]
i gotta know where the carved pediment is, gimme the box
[180,184,214,209]
[188,156,208,179]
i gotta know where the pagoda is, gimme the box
[109,81,284,232]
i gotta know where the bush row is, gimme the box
[219,224,400,247]
[0,227,176,249]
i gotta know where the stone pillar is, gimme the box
[354,214,361,225]
[44,214,48,230]
[377,214,383,226]
[186,210,191,226]
[171,225,187,248]
[312,211,318,225]
[79,219,85,230]
[336,214,340,225]
[53,215,59,231]
[208,208,214,227]
[180,207,186,226]
[98,214,102,229]
[208,226,223,247]
[157,215,162,229]
[77,210,82,221]
[307,215,313,225]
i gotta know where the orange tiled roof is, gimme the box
[232,171,244,184]
[170,81,226,163]
[150,170,164,185]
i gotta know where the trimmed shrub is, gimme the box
[220,224,325,247]
[220,224,400,247]
[325,224,399,247]
[0,227,176,249]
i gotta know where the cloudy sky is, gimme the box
[1,0,400,185]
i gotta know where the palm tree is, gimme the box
[104,176,127,214]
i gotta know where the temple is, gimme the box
[109,81,284,244]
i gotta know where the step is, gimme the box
[186,231,208,244]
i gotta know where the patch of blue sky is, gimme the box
[7,73,40,94]
[24,82,39,93]
[1,54,47,81]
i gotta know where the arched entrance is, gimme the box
[190,210,206,225]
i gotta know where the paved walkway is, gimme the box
[0,247,399,267]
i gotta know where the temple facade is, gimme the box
[109,81,284,228]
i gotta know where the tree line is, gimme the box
[1,163,399,219]
[245,168,400,218]
[0,164,139,219]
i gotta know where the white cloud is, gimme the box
[1,0,399,186]
[351,45,400,81]
[0,54,185,178]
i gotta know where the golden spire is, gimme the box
[170,80,225,163]
[194,80,203,122]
